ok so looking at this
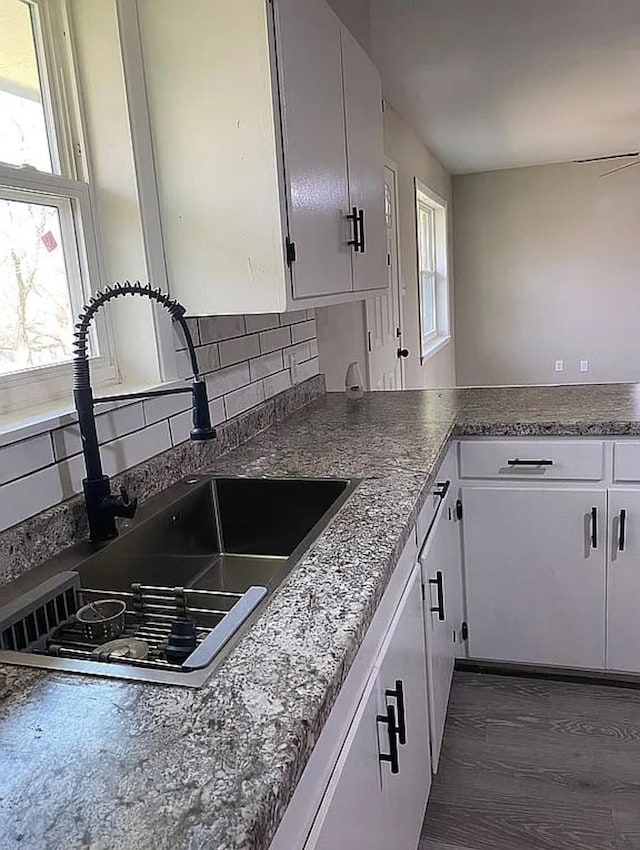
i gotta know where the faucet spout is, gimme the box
[73,281,216,542]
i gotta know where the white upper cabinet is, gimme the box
[131,0,387,315]
[274,0,352,299]
[340,27,387,292]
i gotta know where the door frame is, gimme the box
[363,157,404,390]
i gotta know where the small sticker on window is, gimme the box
[42,230,58,252]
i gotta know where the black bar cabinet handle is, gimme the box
[507,459,554,467]
[377,703,400,774]
[347,206,361,251]
[619,509,627,552]
[434,480,451,499]
[590,507,598,549]
[385,680,406,745]
[429,571,445,621]
[358,207,365,252]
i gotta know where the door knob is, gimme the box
[397,348,409,358]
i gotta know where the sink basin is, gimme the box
[78,476,351,595]
[0,475,358,686]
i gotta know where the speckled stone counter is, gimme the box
[2,383,640,850]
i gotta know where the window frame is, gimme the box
[0,0,118,417]
[415,179,451,362]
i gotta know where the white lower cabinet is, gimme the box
[420,486,464,772]
[305,566,430,850]
[607,489,640,672]
[462,486,607,669]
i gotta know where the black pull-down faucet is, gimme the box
[73,281,216,542]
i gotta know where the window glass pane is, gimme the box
[421,271,436,337]
[0,0,53,171]
[0,197,74,374]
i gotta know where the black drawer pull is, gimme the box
[377,704,399,774]
[619,509,627,552]
[507,459,554,467]
[385,679,406,745]
[590,507,598,549]
[429,571,445,621]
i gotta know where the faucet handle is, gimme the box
[117,486,138,519]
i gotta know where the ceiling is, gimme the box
[369,0,640,174]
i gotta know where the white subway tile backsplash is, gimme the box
[0,433,54,486]
[199,315,246,343]
[249,350,284,381]
[263,369,292,399]
[244,313,280,333]
[1,311,320,533]
[0,465,65,532]
[285,341,312,364]
[206,362,251,399]
[260,326,291,354]
[291,319,317,344]
[143,392,192,427]
[298,357,320,382]
[101,421,172,479]
[196,342,220,375]
[218,333,261,368]
[224,381,266,419]
[279,310,307,325]
[52,403,145,461]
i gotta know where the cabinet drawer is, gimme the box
[613,442,640,482]
[459,441,604,481]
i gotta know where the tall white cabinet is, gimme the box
[129,0,387,314]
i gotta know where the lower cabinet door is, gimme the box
[377,566,432,850]
[306,671,388,850]
[421,501,460,772]
[607,490,640,672]
[462,487,607,669]
[306,565,430,850]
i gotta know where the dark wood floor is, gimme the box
[419,671,640,850]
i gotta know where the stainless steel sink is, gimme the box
[0,475,358,686]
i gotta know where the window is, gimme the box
[0,0,115,416]
[415,179,450,360]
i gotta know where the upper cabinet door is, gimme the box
[273,0,352,299]
[340,29,387,292]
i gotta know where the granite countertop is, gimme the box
[3,383,640,850]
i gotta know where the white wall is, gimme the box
[326,0,371,52]
[384,104,455,389]
[454,161,640,386]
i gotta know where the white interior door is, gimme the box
[607,489,640,672]
[462,486,607,669]
[365,164,404,390]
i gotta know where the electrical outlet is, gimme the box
[288,353,299,383]
[580,360,589,372]
[554,360,564,372]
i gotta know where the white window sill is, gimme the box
[420,334,451,365]
[0,378,184,448]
